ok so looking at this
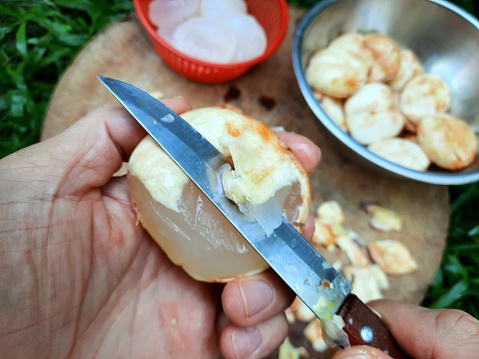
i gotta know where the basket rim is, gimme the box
[133,0,289,69]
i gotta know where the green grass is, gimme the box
[422,183,479,317]
[1,0,478,317]
[0,0,134,158]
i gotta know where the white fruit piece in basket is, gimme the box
[127,107,310,282]
[313,90,348,132]
[223,14,267,62]
[368,138,431,171]
[305,48,369,98]
[417,114,478,170]
[368,239,418,275]
[172,18,236,63]
[387,49,424,92]
[399,74,451,131]
[290,296,316,322]
[364,33,401,82]
[345,83,405,145]
[363,204,403,232]
[200,0,247,19]
[149,0,200,42]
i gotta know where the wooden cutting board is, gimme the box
[41,6,449,358]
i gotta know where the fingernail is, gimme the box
[173,95,185,99]
[232,326,261,358]
[334,349,372,359]
[239,279,274,317]
[368,305,382,318]
[313,143,322,159]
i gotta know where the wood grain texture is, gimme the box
[41,6,449,358]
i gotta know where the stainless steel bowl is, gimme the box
[292,0,479,185]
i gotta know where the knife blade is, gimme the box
[98,76,411,358]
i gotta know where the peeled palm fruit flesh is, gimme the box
[368,138,430,171]
[364,33,401,82]
[127,106,311,282]
[417,114,478,170]
[345,83,405,145]
[387,49,424,92]
[400,74,451,131]
[305,48,369,98]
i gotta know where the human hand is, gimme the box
[0,99,321,359]
[332,300,479,359]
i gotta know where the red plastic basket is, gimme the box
[134,0,289,83]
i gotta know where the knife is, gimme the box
[98,76,411,358]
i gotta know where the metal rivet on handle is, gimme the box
[360,325,375,343]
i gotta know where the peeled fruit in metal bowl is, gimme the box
[127,106,311,282]
[417,113,478,170]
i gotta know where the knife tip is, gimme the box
[97,75,107,83]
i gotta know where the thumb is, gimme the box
[366,300,479,359]
[332,345,393,359]
[31,98,190,196]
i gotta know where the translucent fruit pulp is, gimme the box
[127,174,303,282]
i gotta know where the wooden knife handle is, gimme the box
[337,294,412,359]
